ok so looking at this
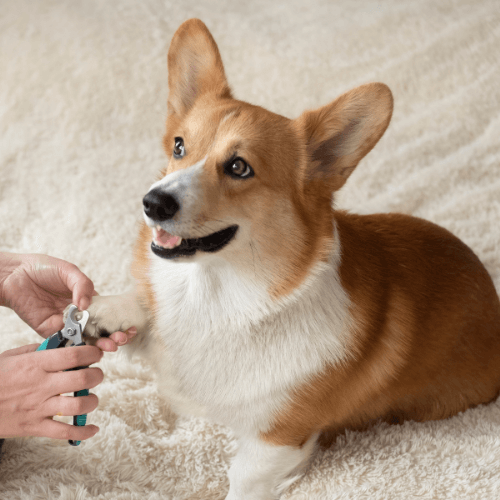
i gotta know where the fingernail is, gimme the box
[116,331,127,342]
[127,327,137,335]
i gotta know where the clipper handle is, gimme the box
[36,306,91,446]
[37,337,89,446]
[67,361,89,446]
[36,331,64,352]
[69,388,89,446]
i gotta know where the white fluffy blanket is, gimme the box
[1,1,500,498]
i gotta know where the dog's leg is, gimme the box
[225,434,318,500]
[64,289,150,340]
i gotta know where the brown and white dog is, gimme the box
[78,19,500,499]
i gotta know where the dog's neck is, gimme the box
[149,219,342,332]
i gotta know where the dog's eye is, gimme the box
[225,158,254,179]
[173,137,185,158]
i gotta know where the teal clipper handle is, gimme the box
[37,337,50,351]
[37,331,65,352]
[69,387,89,446]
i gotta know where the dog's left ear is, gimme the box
[167,19,231,116]
[295,83,393,194]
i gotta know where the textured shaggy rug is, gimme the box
[1,1,500,499]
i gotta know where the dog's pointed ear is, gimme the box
[295,83,393,193]
[167,19,231,116]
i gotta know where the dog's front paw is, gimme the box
[64,295,136,339]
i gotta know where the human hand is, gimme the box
[0,253,96,337]
[0,343,103,441]
[0,252,137,351]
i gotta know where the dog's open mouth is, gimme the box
[151,225,239,259]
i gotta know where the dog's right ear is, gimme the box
[167,19,231,117]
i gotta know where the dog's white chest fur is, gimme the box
[146,248,352,435]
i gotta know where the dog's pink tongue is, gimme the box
[155,228,181,247]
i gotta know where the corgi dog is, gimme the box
[79,19,500,500]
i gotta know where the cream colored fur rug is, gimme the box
[1,1,500,498]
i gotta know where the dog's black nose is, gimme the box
[143,189,180,221]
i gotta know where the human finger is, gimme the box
[110,331,131,346]
[57,262,95,311]
[36,313,66,338]
[114,327,137,344]
[93,336,118,352]
[83,334,121,351]
[36,418,99,441]
[0,343,41,357]
[49,366,103,396]
[44,393,99,418]
[38,345,103,373]
[93,328,137,351]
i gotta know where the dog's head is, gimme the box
[143,19,393,298]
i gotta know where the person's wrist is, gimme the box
[0,252,22,307]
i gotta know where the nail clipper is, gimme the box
[36,304,90,446]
